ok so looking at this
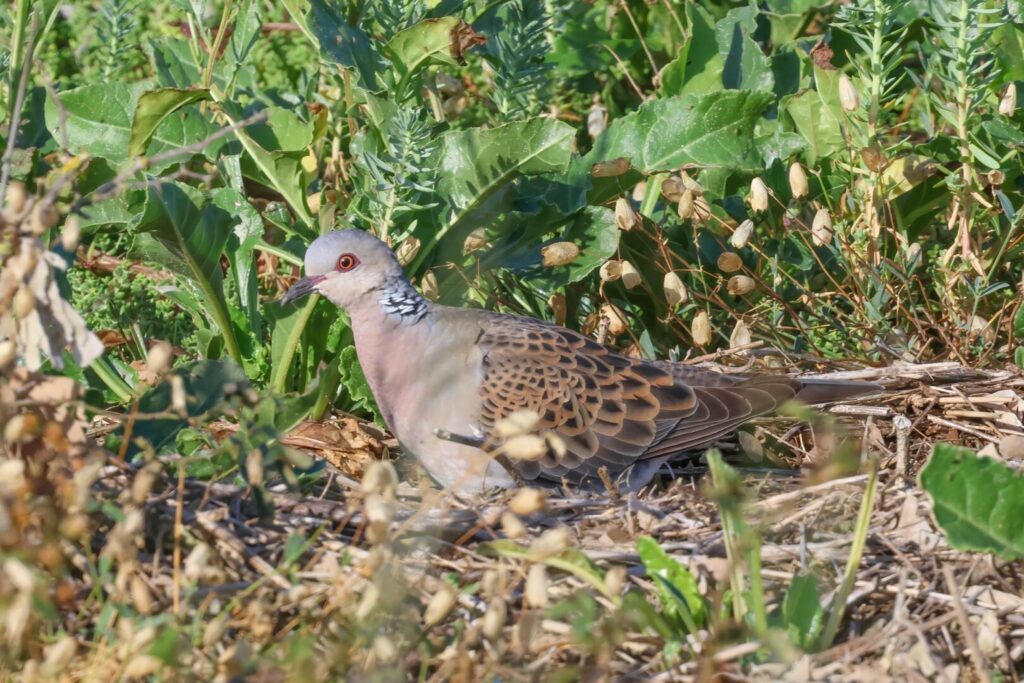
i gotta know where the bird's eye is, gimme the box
[336,253,360,272]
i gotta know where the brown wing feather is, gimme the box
[477,316,698,483]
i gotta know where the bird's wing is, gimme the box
[476,316,698,483]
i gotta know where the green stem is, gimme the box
[6,0,30,109]
[270,294,319,394]
[202,0,234,89]
[91,355,135,404]
[818,454,878,649]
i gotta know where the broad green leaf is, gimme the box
[131,182,243,365]
[420,118,575,259]
[578,90,772,200]
[659,5,721,96]
[784,89,844,163]
[781,573,824,650]
[386,17,460,78]
[129,87,211,156]
[282,0,379,89]
[636,536,707,629]
[338,345,379,419]
[919,444,1024,559]
[213,187,264,369]
[44,81,217,170]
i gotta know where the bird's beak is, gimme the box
[280,275,325,305]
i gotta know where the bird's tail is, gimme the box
[793,378,882,404]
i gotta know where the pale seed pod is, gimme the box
[130,574,154,615]
[614,197,637,231]
[727,275,756,296]
[599,259,622,282]
[495,410,540,438]
[605,566,626,596]
[0,340,16,370]
[306,192,321,215]
[202,614,229,648]
[423,586,457,626]
[463,228,487,254]
[420,270,439,301]
[4,414,39,444]
[29,202,59,235]
[4,558,35,592]
[361,461,398,497]
[500,511,527,539]
[503,434,547,461]
[749,178,769,212]
[123,655,161,679]
[631,181,647,202]
[131,464,159,505]
[395,237,421,265]
[811,208,833,246]
[587,102,607,140]
[730,219,754,249]
[4,181,27,217]
[906,242,923,267]
[509,487,547,516]
[548,293,566,326]
[717,252,742,273]
[529,527,571,559]
[999,83,1017,117]
[373,635,397,663]
[245,450,264,488]
[692,194,711,225]
[525,565,549,608]
[145,341,173,378]
[691,311,713,347]
[482,598,507,641]
[600,303,628,336]
[677,189,695,220]
[663,271,688,307]
[839,74,860,112]
[788,161,809,199]
[680,171,703,194]
[730,319,752,348]
[61,215,81,252]
[541,241,580,267]
[620,260,641,289]
[42,636,77,675]
[661,175,684,203]
[13,286,35,319]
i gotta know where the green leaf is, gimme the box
[129,87,211,156]
[419,118,575,259]
[386,17,460,80]
[659,4,722,96]
[45,82,216,169]
[283,0,379,89]
[919,444,1024,559]
[583,90,772,174]
[782,574,824,650]
[636,536,706,630]
[339,345,379,419]
[131,182,244,365]
[1016,347,1024,369]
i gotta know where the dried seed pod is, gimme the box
[395,236,421,265]
[620,260,641,289]
[4,558,35,592]
[0,340,16,370]
[503,434,547,461]
[245,450,264,488]
[605,566,626,596]
[495,410,540,438]
[463,228,487,254]
[614,197,637,231]
[42,636,77,675]
[730,319,752,348]
[600,303,628,336]
[788,161,809,199]
[525,565,549,608]
[839,74,860,112]
[749,178,769,212]
[906,242,923,267]
[692,194,711,225]
[548,293,566,326]
[420,270,439,301]
[587,102,607,140]
[123,655,162,679]
[717,252,742,273]
[509,487,547,516]
[361,461,399,497]
[500,511,527,539]
[130,574,154,615]
[373,635,397,663]
[482,598,507,641]
[730,219,754,249]
[663,271,688,307]
[145,341,174,378]
[680,171,703,194]
[423,586,457,626]
[727,275,756,296]
[4,413,40,444]
[4,181,27,217]
[691,311,713,347]
[999,83,1017,117]
[591,158,629,177]
[13,285,35,319]
[529,527,571,558]
[738,431,763,460]
[61,215,81,251]
[811,208,833,246]
[599,259,622,282]
[29,202,59,235]
[631,181,647,202]
[541,241,580,267]
[677,189,695,220]
[661,175,684,203]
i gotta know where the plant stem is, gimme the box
[91,355,135,404]
[271,294,319,394]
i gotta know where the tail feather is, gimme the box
[793,378,882,404]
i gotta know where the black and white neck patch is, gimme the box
[378,277,428,323]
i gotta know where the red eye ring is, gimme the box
[336,253,360,272]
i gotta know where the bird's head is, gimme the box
[281,229,406,310]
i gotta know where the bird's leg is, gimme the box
[433,428,487,449]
